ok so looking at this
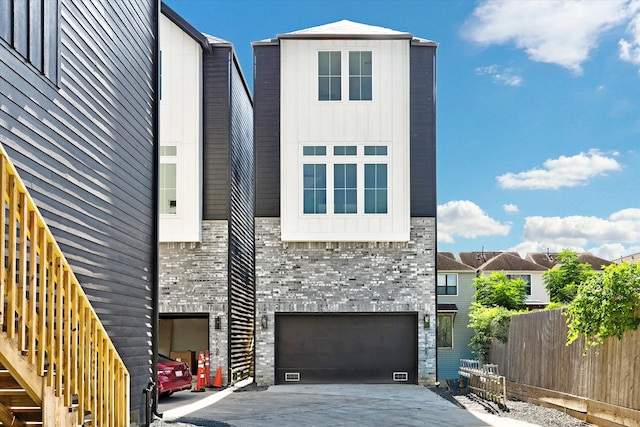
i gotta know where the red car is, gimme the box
[157,354,193,396]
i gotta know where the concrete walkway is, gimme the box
[156,381,539,427]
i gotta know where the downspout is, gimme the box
[226,47,234,385]
[149,0,162,423]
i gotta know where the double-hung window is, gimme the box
[318,51,372,101]
[334,146,357,214]
[303,146,327,214]
[364,146,387,214]
[160,146,178,214]
[318,51,341,101]
[349,51,372,100]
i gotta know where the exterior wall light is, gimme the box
[424,314,430,329]
[261,315,268,330]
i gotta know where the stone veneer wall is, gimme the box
[159,220,230,384]
[254,217,437,385]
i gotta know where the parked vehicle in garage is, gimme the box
[158,354,192,396]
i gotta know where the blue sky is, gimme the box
[165,0,640,260]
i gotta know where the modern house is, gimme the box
[1,0,158,425]
[459,251,550,308]
[253,20,438,385]
[436,253,476,380]
[158,4,254,387]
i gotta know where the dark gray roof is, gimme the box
[527,252,613,271]
[437,303,458,311]
[458,251,515,269]
[479,252,547,272]
[437,253,474,271]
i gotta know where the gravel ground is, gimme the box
[430,381,595,427]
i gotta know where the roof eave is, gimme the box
[161,2,212,54]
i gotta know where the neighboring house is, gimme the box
[613,252,640,264]
[527,252,614,271]
[253,20,438,385]
[1,0,158,424]
[158,3,254,387]
[436,253,476,380]
[460,251,550,308]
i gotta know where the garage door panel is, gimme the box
[275,313,417,384]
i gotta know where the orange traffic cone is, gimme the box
[213,366,223,388]
[191,351,206,392]
[205,350,211,387]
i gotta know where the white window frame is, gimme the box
[437,273,459,296]
[160,145,179,216]
[300,144,389,217]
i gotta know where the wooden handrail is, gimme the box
[0,144,130,426]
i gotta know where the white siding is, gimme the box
[280,39,410,242]
[159,15,203,242]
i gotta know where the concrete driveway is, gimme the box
[156,381,537,427]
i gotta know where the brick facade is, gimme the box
[158,220,230,384]
[254,217,437,385]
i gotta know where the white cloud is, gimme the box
[438,200,511,243]
[475,65,523,86]
[464,0,632,73]
[508,208,640,260]
[502,203,519,214]
[619,0,640,72]
[496,150,621,190]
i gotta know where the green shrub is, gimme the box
[565,262,640,352]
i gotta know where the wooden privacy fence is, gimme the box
[458,359,507,408]
[490,308,640,426]
[0,145,130,426]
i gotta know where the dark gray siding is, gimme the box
[203,46,231,219]
[0,0,157,423]
[228,56,255,382]
[253,44,280,217]
[410,44,437,217]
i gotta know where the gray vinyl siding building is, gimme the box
[158,4,254,386]
[253,21,438,386]
[436,253,476,380]
[0,0,158,424]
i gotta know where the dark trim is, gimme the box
[151,0,161,420]
[160,1,211,53]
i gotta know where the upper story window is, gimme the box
[349,51,372,100]
[318,51,373,102]
[507,274,532,296]
[1,0,58,81]
[364,146,387,214]
[303,164,326,214]
[437,274,458,296]
[333,145,357,214]
[302,145,388,216]
[318,51,341,101]
[160,146,177,214]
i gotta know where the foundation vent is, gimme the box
[285,372,301,382]
[393,372,408,382]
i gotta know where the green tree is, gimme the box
[565,262,640,352]
[468,303,515,362]
[473,271,527,310]
[468,272,527,361]
[543,249,594,303]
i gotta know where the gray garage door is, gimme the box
[275,312,418,384]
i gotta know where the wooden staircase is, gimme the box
[0,145,130,426]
